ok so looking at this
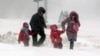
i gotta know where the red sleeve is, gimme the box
[59,30,64,34]
[28,30,34,35]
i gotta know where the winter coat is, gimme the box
[30,7,46,32]
[50,25,64,44]
[18,28,33,43]
[61,11,80,41]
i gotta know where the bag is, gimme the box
[73,23,79,32]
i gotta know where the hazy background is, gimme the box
[0,0,100,36]
[0,0,100,20]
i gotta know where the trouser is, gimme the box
[32,30,46,46]
[70,39,74,49]
[54,43,63,49]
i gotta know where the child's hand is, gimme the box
[60,30,65,34]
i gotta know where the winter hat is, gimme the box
[38,7,46,14]
[50,24,58,30]
[23,22,28,27]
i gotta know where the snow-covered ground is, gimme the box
[0,18,100,56]
[0,42,100,56]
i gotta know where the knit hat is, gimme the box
[23,22,28,27]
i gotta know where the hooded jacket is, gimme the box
[30,7,46,32]
[61,11,80,41]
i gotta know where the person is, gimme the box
[61,11,80,49]
[18,22,33,46]
[50,24,64,49]
[30,7,47,46]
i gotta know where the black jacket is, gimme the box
[30,13,46,32]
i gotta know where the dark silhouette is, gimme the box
[30,7,47,46]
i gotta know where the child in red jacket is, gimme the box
[50,24,64,49]
[18,22,33,46]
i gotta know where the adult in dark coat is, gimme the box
[61,11,80,49]
[30,7,47,46]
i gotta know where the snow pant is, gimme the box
[23,41,29,46]
[69,39,74,49]
[32,30,46,46]
[54,42,63,49]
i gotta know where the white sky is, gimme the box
[0,0,100,19]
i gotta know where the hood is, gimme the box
[50,24,58,31]
[38,7,46,14]
[69,11,79,22]
[23,22,28,27]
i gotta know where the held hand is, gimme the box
[62,29,65,33]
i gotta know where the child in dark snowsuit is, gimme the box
[50,24,64,49]
[18,22,33,46]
